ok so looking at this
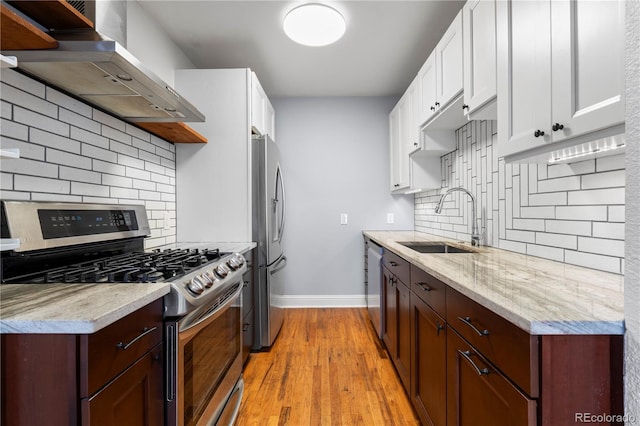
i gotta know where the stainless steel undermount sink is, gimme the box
[398,241,476,254]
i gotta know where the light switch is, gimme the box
[387,213,394,224]
[340,213,348,225]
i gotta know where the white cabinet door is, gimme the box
[418,11,464,129]
[418,51,438,125]
[390,100,410,192]
[463,0,497,117]
[436,11,463,109]
[265,98,276,140]
[406,77,421,154]
[498,0,625,162]
[251,72,267,136]
[550,0,625,143]
[497,0,552,158]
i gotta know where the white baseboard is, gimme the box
[278,294,367,308]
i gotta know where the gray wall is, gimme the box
[272,97,414,306]
[415,120,626,274]
[625,0,639,421]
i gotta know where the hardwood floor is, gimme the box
[236,308,420,425]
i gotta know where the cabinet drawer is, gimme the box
[382,251,410,285]
[410,265,446,317]
[447,327,537,426]
[83,299,163,396]
[446,288,539,397]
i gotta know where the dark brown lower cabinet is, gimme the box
[82,343,164,425]
[411,295,446,426]
[382,264,411,392]
[1,299,164,426]
[446,327,537,426]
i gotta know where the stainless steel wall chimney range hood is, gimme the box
[2,1,205,123]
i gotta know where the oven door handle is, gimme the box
[179,281,243,334]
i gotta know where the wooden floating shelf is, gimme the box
[1,4,58,50]
[133,122,208,144]
[6,0,93,30]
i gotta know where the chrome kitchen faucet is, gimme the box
[435,187,481,246]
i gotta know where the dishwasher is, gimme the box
[366,240,384,339]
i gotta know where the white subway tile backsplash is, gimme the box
[537,176,581,193]
[46,89,92,118]
[565,250,621,274]
[581,170,625,189]
[545,220,592,236]
[60,109,101,134]
[93,110,125,131]
[71,182,110,197]
[1,73,177,249]
[578,236,625,257]
[2,158,58,178]
[568,188,625,205]
[1,118,28,140]
[82,144,118,163]
[103,174,133,188]
[535,232,577,250]
[15,107,69,136]
[415,120,625,274]
[71,127,109,149]
[60,166,101,184]
[596,154,625,172]
[46,148,92,170]
[1,83,57,118]
[31,128,80,154]
[110,187,139,199]
[1,69,45,97]
[593,222,625,240]
[526,243,565,262]
[556,205,608,221]
[15,175,69,194]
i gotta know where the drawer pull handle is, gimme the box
[458,350,490,376]
[116,326,157,350]
[389,261,398,267]
[457,316,489,336]
[417,282,432,292]
[436,323,444,336]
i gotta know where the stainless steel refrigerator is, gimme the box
[252,135,286,348]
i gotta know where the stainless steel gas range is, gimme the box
[0,201,246,426]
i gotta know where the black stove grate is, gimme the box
[1,248,228,284]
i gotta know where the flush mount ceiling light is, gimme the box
[283,3,346,47]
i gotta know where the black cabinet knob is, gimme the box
[435,102,440,107]
[534,130,545,137]
[430,106,436,111]
[462,104,469,110]
[552,123,565,131]
[414,142,418,147]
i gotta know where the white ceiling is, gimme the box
[138,1,465,98]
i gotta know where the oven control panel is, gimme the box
[184,253,246,297]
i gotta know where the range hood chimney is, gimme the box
[2,0,205,123]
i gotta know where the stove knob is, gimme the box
[203,271,217,288]
[227,259,239,270]
[228,254,245,269]
[214,264,230,278]
[187,276,205,295]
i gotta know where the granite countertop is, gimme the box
[364,230,624,335]
[0,241,256,334]
[0,283,170,334]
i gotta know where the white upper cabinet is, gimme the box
[389,99,411,192]
[251,72,276,140]
[418,11,463,127]
[497,0,625,162]
[462,0,497,120]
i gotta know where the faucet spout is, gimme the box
[434,187,481,246]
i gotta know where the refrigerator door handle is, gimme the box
[269,255,287,275]
[272,164,286,244]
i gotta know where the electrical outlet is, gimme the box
[387,213,394,224]
[340,213,348,225]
